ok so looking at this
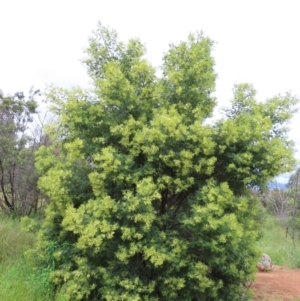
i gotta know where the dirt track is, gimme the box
[252,265,300,300]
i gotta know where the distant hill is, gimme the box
[268,182,287,190]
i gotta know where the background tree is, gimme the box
[0,88,47,215]
[286,168,300,244]
[33,23,298,301]
[260,169,300,246]
[260,188,289,228]
[287,168,300,189]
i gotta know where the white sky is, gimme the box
[1,0,300,164]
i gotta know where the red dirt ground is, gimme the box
[252,265,300,300]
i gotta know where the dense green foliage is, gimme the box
[33,23,298,300]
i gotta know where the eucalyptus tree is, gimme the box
[0,88,43,215]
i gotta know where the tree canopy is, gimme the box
[0,89,44,215]
[33,23,298,301]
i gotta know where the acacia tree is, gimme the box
[33,23,298,300]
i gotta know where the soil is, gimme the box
[252,265,300,300]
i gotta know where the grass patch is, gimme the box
[257,214,300,268]
[1,210,300,300]
[0,216,35,263]
[0,214,54,301]
[0,258,53,301]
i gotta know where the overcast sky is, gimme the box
[1,0,300,171]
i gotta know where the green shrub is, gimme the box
[32,23,297,300]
